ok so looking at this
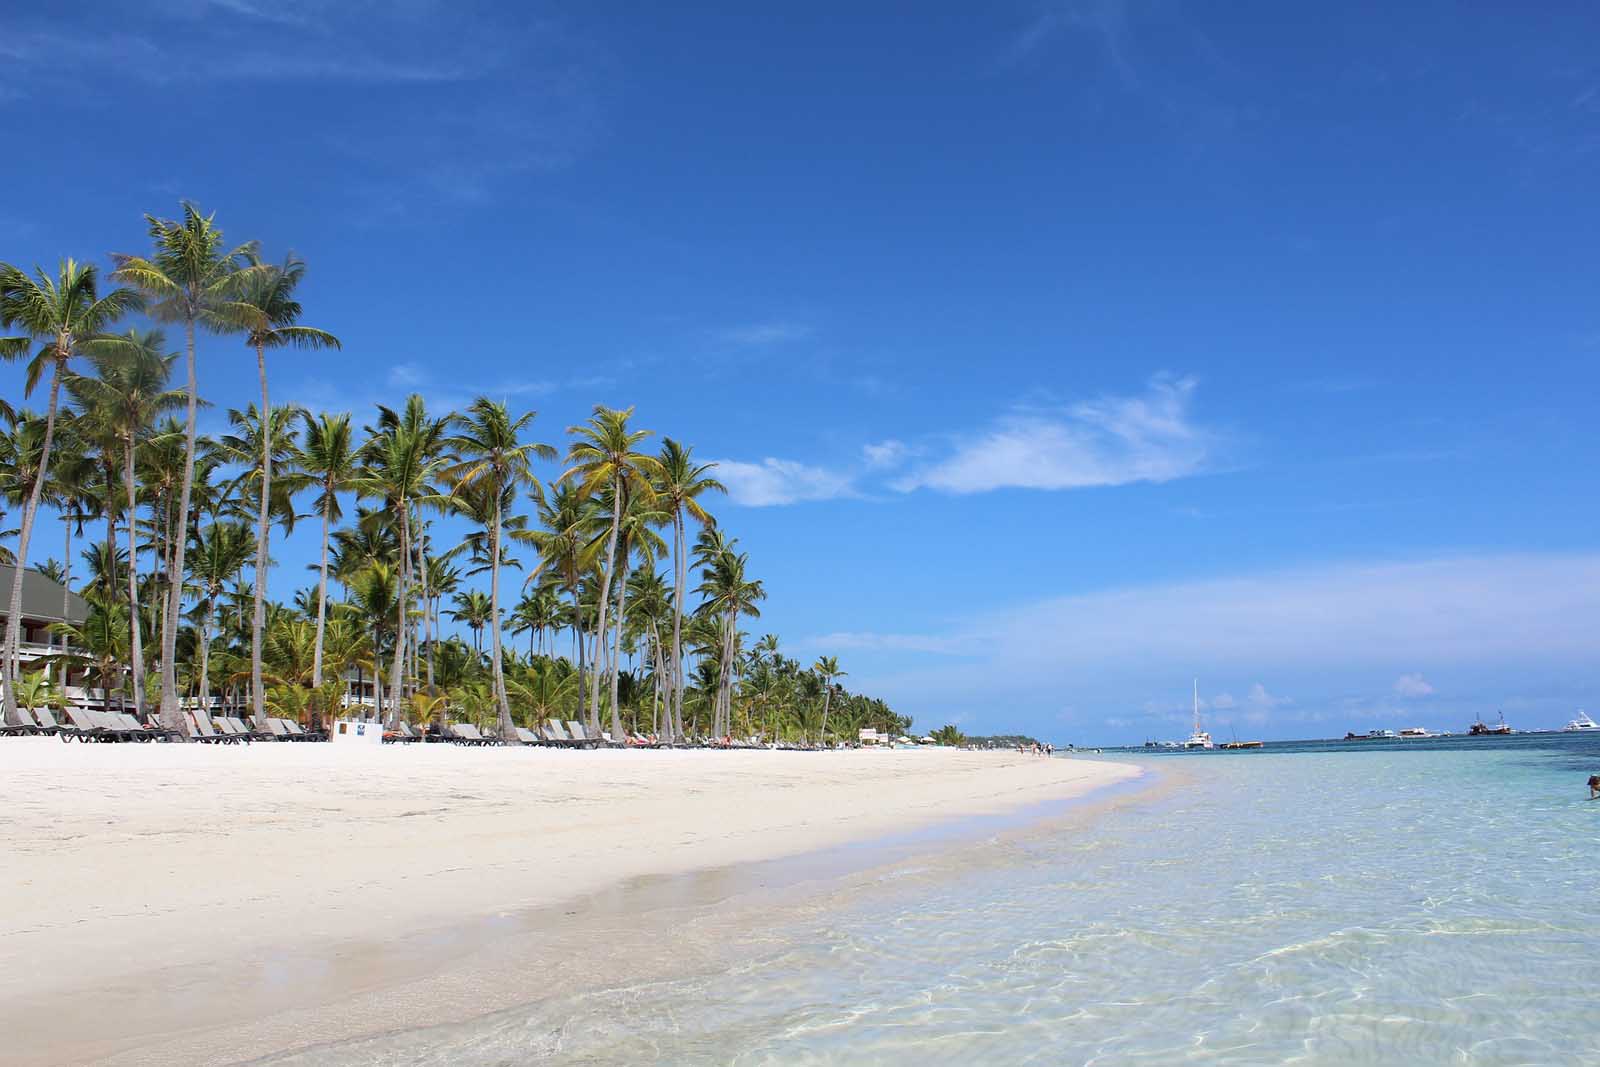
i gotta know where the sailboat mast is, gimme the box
[1193,678,1200,734]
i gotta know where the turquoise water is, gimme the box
[275,736,1600,1065]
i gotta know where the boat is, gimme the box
[1341,729,1396,741]
[1220,739,1263,749]
[1399,727,1433,739]
[1468,712,1513,736]
[1182,679,1213,749]
[1563,711,1599,732]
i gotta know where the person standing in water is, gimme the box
[1589,774,1599,799]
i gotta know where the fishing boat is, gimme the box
[1563,711,1599,732]
[1182,679,1213,749]
[1468,712,1513,736]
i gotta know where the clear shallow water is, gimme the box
[278,736,1600,1065]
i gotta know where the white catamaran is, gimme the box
[1183,679,1214,749]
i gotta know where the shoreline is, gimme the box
[1,739,1140,1065]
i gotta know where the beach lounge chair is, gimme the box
[1,709,40,737]
[88,709,145,741]
[253,716,292,741]
[450,723,495,746]
[112,712,180,742]
[540,720,571,746]
[184,710,234,744]
[564,720,600,749]
[514,726,542,745]
[282,719,325,741]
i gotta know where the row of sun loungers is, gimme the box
[5,707,823,750]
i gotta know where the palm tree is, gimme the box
[220,401,307,725]
[358,396,449,728]
[66,329,183,717]
[188,520,253,713]
[298,412,359,701]
[653,438,723,742]
[448,590,494,654]
[562,406,660,739]
[227,252,340,728]
[596,490,667,732]
[515,481,599,729]
[444,398,555,744]
[509,584,563,658]
[813,654,846,743]
[0,260,139,724]
[694,535,765,737]
[111,203,261,733]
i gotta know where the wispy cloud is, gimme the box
[714,321,812,347]
[894,375,1215,494]
[810,553,1600,735]
[712,458,856,507]
[1393,672,1435,697]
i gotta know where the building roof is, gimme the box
[0,564,90,625]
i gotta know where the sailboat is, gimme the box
[1183,679,1214,749]
[1468,711,1513,736]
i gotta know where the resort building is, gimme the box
[0,563,95,703]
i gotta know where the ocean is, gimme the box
[266,733,1600,1065]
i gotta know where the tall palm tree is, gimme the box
[444,398,555,744]
[112,203,261,733]
[188,520,254,711]
[653,438,722,742]
[562,406,660,738]
[813,654,846,743]
[595,490,667,732]
[358,396,449,727]
[66,330,183,717]
[221,401,307,725]
[0,260,139,723]
[515,481,599,723]
[298,412,359,700]
[447,589,494,654]
[227,252,340,727]
[694,536,765,737]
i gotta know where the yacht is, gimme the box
[1563,711,1599,732]
[1182,679,1213,749]
[1399,727,1433,739]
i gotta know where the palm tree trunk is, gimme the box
[250,345,270,728]
[197,596,215,720]
[489,497,517,743]
[311,497,332,689]
[670,511,686,743]
[59,515,71,691]
[3,361,63,727]
[588,480,623,736]
[157,321,198,736]
[123,440,147,717]
[388,506,409,729]
[608,558,630,742]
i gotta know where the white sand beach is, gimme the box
[0,739,1135,1065]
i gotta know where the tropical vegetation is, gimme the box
[0,203,909,745]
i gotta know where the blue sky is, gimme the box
[4,1,1599,742]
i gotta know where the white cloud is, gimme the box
[716,322,811,346]
[1209,691,1237,709]
[895,375,1215,494]
[1393,673,1435,697]
[714,458,854,507]
[821,553,1600,732]
[862,439,912,468]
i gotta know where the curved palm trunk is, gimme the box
[820,685,833,745]
[489,498,518,743]
[157,321,198,737]
[3,361,63,726]
[123,440,147,717]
